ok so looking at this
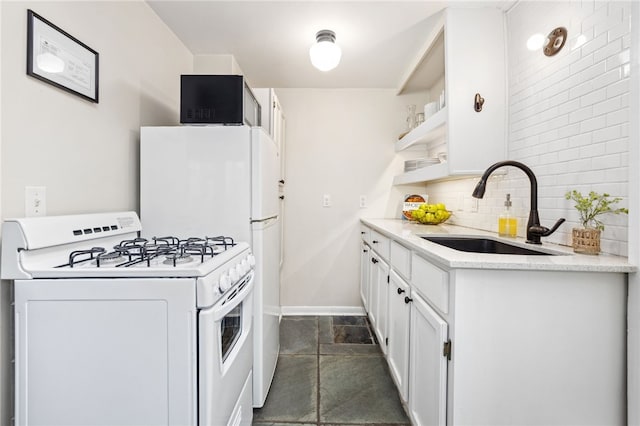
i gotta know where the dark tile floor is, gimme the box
[253,316,411,426]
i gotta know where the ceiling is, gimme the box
[147,1,513,89]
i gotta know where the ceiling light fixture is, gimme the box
[309,30,341,72]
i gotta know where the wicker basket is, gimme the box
[572,228,601,255]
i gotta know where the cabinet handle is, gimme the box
[279,195,285,200]
[372,240,379,244]
[371,258,379,264]
[404,296,413,304]
[363,249,368,253]
[279,179,285,184]
[474,92,485,112]
[397,288,405,295]
[361,231,366,235]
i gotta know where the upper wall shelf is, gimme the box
[395,107,447,152]
[392,8,507,186]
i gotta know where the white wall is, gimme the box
[0,1,193,422]
[1,1,192,218]
[275,88,424,311]
[627,0,639,422]
[194,54,244,76]
[426,0,631,257]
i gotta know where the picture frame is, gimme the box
[27,9,99,103]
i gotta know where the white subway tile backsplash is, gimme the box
[579,142,606,158]
[580,115,607,133]
[606,107,629,126]
[605,166,628,182]
[593,37,623,62]
[606,78,629,97]
[569,105,594,123]
[592,96,622,116]
[605,137,628,153]
[606,49,630,69]
[568,133,593,147]
[557,123,581,138]
[592,68,623,89]
[594,125,622,142]
[569,80,595,99]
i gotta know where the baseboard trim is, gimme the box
[281,306,366,316]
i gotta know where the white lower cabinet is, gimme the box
[360,241,370,312]
[371,255,389,354]
[386,270,411,401]
[360,221,628,426]
[408,291,449,426]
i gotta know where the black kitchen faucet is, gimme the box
[472,160,565,244]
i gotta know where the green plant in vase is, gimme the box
[564,190,628,254]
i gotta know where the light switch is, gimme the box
[359,195,367,208]
[323,194,331,207]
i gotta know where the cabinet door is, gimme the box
[360,242,371,312]
[387,270,411,401]
[368,253,380,328]
[409,292,448,426]
[373,258,389,355]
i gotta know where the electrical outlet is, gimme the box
[25,186,46,217]
[323,194,331,207]
[359,195,367,208]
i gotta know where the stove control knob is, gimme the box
[235,264,244,277]
[219,273,232,293]
[247,254,256,267]
[229,267,239,282]
[241,259,250,274]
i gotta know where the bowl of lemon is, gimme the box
[410,203,452,225]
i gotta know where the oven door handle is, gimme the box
[211,271,255,321]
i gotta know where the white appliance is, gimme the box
[1,211,255,426]
[140,125,280,407]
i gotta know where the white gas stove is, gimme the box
[1,211,255,426]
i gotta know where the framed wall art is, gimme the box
[27,9,99,103]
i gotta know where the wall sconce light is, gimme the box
[543,27,567,56]
[526,27,568,56]
[309,29,342,72]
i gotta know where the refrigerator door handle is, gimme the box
[250,215,278,224]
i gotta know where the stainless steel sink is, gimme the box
[422,236,559,255]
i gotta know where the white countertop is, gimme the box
[362,218,636,273]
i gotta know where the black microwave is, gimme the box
[180,75,262,126]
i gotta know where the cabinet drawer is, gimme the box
[390,241,411,280]
[370,230,390,261]
[360,224,371,244]
[411,253,449,314]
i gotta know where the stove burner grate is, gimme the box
[63,235,236,268]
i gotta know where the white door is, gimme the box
[408,292,449,426]
[360,242,370,312]
[387,270,411,402]
[251,128,279,220]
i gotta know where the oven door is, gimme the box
[199,271,254,426]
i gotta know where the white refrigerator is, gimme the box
[140,125,280,408]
